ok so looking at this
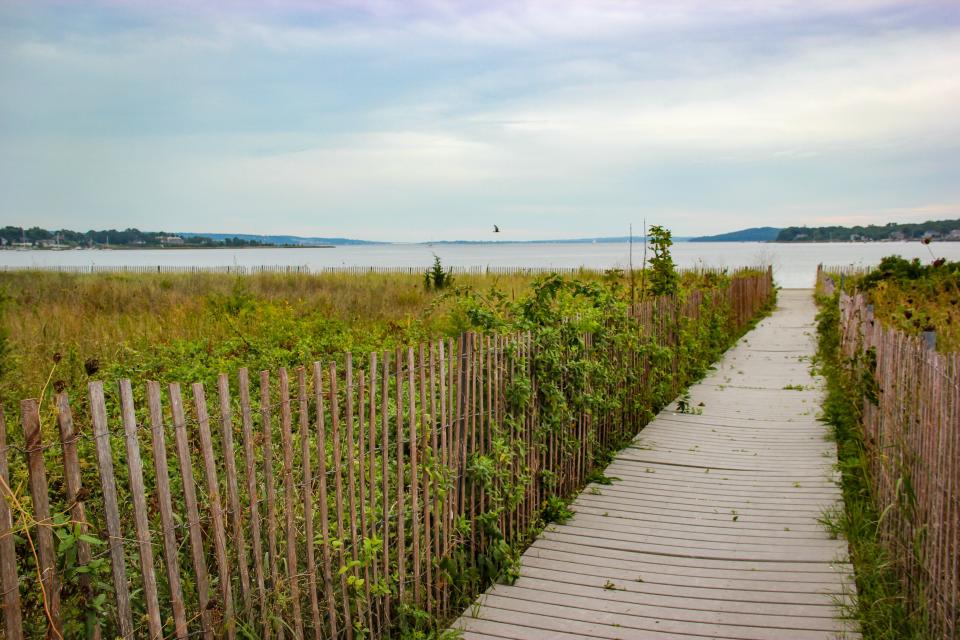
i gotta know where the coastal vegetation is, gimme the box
[830,255,960,351]
[817,254,959,638]
[777,217,960,243]
[0,249,776,638]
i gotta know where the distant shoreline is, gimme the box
[0,244,336,251]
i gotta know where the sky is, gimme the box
[1,1,959,241]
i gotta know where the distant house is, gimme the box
[947,229,960,241]
[159,235,185,246]
[794,233,808,241]
[889,230,906,241]
[923,230,941,240]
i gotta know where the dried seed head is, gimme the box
[84,358,100,376]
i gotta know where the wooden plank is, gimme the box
[277,369,304,639]
[238,369,269,635]
[380,352,391,625]
[22,399,62,636]
[418,344,431,610]
[89,382,135,639]
[357,368,373,632]
[428,342,440,610]
[55,392,100,640]
[395,351,406,604]
[407,347,421,606]
[312,362,339,639]
[298,367,323,639]
[439,339,451,613]
[217,374,252,620]
[193,383,236,639]
[169,382,213,639]
[259,371,282,639]
[366,353,380,632]
[344,355,361,629]
[145,382,188,639]
[118,380,163,639]
[0,406,23,640]
[329,361,353,638]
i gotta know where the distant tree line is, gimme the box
[776,218,960,242]
[0,226,274,248]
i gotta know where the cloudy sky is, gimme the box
[1,1,959,241]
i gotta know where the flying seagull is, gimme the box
[493,225,500,233]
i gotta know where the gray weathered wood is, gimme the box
[192,382,236,639]
[146,382,188,639]
[0,407,23,640]
[169,383,213,639]
[118,380,163,639]
[55,391,100,640]
[217,374,252,620]
[313,362,339,639]
[238,368,269,637]
[89,382,135,638]
[22,399,62,637]
[277,369,304,639]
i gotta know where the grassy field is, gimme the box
[0,267,736,405]
[834,255,960,352]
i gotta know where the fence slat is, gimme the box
[192,383,236,639]
[89,382,135,639]
[329,361,353,639]
[367,353,380,632]
[217,374,252,620]
[344,356,361,632]
[407,347,421,607]
[357,368,373,633]
[146,382,188,639]
[169,382,214,640]
[259,371,282,639]
[277,369,304,639]
[395,351,406,605]
[312,362,338,639]
[118,380,163,639]
[380,352,391,626]
[0,407,24,640]
[298,367,323,640]
[238,369,269,636]
[22,399,62,637]
[54,392,100,640]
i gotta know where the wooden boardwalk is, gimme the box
[454,290,858,639]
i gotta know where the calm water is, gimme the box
[3,242,959,289]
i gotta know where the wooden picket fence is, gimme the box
[0,270,773,639]
[823,274,960,637]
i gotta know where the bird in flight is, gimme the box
[493,225,500,233]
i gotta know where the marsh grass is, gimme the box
[0,270,550,402]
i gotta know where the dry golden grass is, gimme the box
[0,270,561,401]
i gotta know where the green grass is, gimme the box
[828,255,960,352]
[814,292,929,639]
